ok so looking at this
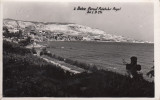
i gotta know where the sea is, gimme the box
[44,41,154,80]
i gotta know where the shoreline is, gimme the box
[42,40,154,44]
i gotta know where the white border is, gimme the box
[1,0,160,100]
[0,0,3,100]
[154,0,160,99]
[1,0,155,2]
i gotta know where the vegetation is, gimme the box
[3,41,73,97]
[19,37,32,46]
[43,52,98,71]
[3,40,154,97]
[3,27,22,38]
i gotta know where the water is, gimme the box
[44,41,154,79]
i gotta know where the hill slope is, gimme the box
[3,40,154,97]
[3,18,148,43]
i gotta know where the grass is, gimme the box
[44,52,98,71]
[3,40,154,97]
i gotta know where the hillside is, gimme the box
[3,40,154,97]
[3,18,149,43]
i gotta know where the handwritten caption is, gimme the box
[73,6,121,14]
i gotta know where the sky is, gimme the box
[3,2,154,42]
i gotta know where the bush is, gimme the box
[3,40,31,55]
[19,37,31,46]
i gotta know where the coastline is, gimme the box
[44,40,154,44]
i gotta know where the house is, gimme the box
[8,28,19,33]
[13,28,19,33]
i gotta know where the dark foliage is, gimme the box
[3,40,154,97]
[3,41,31,55]
[19,37,32,46]
[3,27,22,38]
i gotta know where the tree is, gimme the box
[3,27,9,37]
[19,37,31,46]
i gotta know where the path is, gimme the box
[39,55,86,74]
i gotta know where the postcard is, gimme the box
[0,0,160,100]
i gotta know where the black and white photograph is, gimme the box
[1,0,159,98]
